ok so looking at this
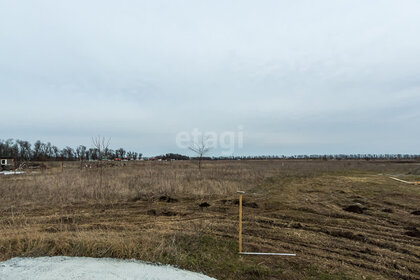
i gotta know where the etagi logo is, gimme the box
[176,127,244,156]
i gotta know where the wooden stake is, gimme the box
[238,191,245,253]
[237,190,296,257]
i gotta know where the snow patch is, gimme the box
[0,171,24,175]
[0,256,216,280]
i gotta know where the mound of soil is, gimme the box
[161,210,177,216]
[328,230,366,241]
[130,195,145,202]
[405,227,420,238]
[199,202,211,208]
[158,196,178,203]
[343,205,364,214]
[288,222,303,229]
[147,209,157,215]
[233,199,259,208]
[407,167,420,175]
[146,209,177,216]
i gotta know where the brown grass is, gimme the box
[0,160,419,279]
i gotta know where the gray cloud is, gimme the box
[1,0,419,155]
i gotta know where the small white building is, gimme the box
[0,158,15,170]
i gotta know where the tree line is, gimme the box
[0,139,142,161]
[1,138,418,162]
[214,154,420,161]
[149,153,420,161]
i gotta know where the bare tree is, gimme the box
[92,136,111,192]
[16,140,31,161]
[189,135,211,171]
[92,136,110,161]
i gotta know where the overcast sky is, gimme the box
[1,0,419,156]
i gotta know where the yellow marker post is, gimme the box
[237,191,245,253]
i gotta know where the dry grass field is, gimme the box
[0,160,419,279]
